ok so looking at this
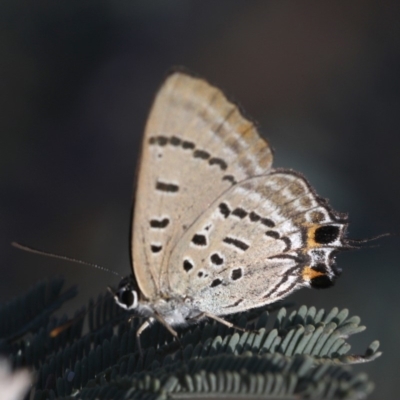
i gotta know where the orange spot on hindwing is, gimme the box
[302,265,335,289]
[302,266,325,281]
[304,224,341,251]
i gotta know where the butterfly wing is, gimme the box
[168,171,347,315]
[132,72,273,299]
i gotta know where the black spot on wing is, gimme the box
[209,157,228,170]
[210,253,224,265]
[219,203,231,218]
[150,244,162,253]
[192,234,207,246]
[249,212,261,222]
[314,225,340,244]
[249,212,275,227]
[280,237,291,252]
[193,149,210,159]
[182,140,195,149]
[310,275,335,289]
[312,263,328,274]
[170,136,181,146]
[231,268,243,280]
[232,208,248,219]
[151,135,229,173]
[223,237,249,251]
[183,259,193,272]
[149,136,168,146]
[210,278,222,288]
[150,218,170,228]
[222,175,237,185]
[265,231,280,239]
[261,218,275,227]
[156,181,179,193]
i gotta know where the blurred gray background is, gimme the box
[1,1,399,398]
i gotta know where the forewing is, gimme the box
[168,171,347,315]
[132,72,273,299]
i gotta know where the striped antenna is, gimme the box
[11,242,123,279]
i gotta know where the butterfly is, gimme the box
[112,71,348,341]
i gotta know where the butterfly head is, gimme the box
[110,276,139,310]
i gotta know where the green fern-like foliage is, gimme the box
[0,278,380,399]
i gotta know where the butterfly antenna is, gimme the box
[11,242,123,279]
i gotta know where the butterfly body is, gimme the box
[113,71,348,337]
[114,276,203,327]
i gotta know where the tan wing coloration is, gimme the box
[168,171,346,314]
[132,72,273,299]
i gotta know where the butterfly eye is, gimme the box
[116,287,138,310]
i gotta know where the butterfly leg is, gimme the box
[136,314,182,361]
[199,311,259,334]
[152,312,183,351]
[136,317,154,360]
